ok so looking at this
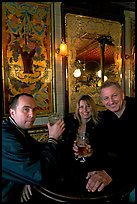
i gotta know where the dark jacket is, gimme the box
[97,96,136,187]
[2,117,58,202]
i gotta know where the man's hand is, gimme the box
[86,170,112,192]
[20,185,32,202]
[47,119,65,140]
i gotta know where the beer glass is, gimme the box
[48,113,62,140]
[48,113,60,126]
[76,132,93,163]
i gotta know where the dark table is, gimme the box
[32,184,133,203]
[32,159,134,203]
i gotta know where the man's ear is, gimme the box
[10,108,15,118]
[122,91,125,100]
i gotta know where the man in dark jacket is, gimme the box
[85,81,136,201]
[2,93,65,203]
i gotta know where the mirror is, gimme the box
[65,13,123,112]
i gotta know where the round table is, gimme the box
[32,139,135,203]
[32,182,134,203]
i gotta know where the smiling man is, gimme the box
[100,81,126,117]
[86,81,136,202]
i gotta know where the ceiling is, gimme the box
[76,40,115,67]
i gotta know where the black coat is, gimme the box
[2,117,58,202]
[96,96,136,186]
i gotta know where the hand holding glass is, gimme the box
[48,113,62,140]
[76,132,93,163]
[48,113,60,126]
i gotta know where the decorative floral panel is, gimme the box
[2,2,52,116]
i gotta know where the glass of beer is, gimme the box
[48,113,63,140]
[76,132,93,163]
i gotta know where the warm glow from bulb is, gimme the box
[97,70,101,77]
[73,68,81,78]
[98,80,101,87]
[59,41,68,56]
[97,70,107,81]
[104,76,107,81]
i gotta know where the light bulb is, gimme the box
[59,41,67,56]
[73,69,81,78]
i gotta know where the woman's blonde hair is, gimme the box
[74,94,100,125]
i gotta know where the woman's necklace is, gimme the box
[78,117,91,133]
[78,123,86,133]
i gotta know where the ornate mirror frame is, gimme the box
[65,13,123,113]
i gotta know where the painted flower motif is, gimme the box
[27,42,36,50]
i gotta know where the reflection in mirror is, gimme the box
[65,13,122,112]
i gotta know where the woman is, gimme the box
[72,94,100,160]
[74,94,100,132]
[61,94,100,154]
[56,95,103,193]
